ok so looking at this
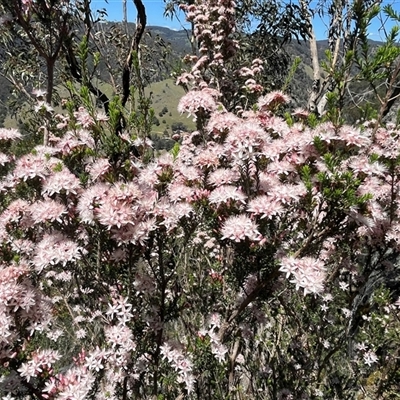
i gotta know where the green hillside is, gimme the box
[3,77,195,140]
[147,78,196,135]
[0,23,386,133]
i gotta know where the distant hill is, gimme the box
[0,23,385,132]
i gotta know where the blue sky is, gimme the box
[91,0,400,41]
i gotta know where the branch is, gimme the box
[64,40,111,114]
[218,268,280,343]
[12,4,48,60]
[379,60,400,121]
[300,0,323,114]
[122,0,147,107]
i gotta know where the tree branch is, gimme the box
[122,0,147,107]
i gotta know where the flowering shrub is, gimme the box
[1,0,400,399]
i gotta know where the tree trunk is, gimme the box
[300,1,323,114]
[43,57,56,146]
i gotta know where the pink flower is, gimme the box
[192,55,209,71]
[159,202,193,231]
[178,372,196,394]
[238,67,254,77]
[89,182,145,229]
[33,232,85,271]
[105,324,135,348]
[34,101,53,113]
[206,112,241,136]
[226,121,266,161]
[133,137,153,148]
[0,263,29,284]
[267,182,307,204]
[243,79,263,93]
[13,154,48,181]
[0,128,22,141]
[208,168,240,187]
[209,185,247,205]
[194,146,221,169]
[55,132,82,155]
[17,362,38,382]
[347,155,387,177]
[221,214,261,242]
[76,129,95,149]
[358,176,390,200]
[160,342,175,361]
[174,164,203,182]
[211,342,228,363]
[139,163,163,187]
[111,218,157,245]
[1,199,30,222]
[261,139,286,162]
[95,111,109,122]
[160,341,195,392]
[338,125,371,147]
[32,88,46,98]
[178,90,217,119]
[176,72,194,85]
[17,349,60,382]
[168,182,194,203]
[10,239,34,255]
[0,152,10,165]
[292,108,310,119]
[74,107,94,128]
[42,168,81,196]
[208,312,221,328]
[30,200,67,224]
[314,121,338,143]
[247,196,284,219]
[96,198,135,229]
[77,183,109,224]
[55,113,70,130]
[87,158,111,181]
[109,181,143,202]
[258,91,290,111]
[267,160,296,176]
[279,256,326,295]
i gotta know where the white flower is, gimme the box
[363,350,378,366]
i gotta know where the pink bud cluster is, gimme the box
[177,0,265,104]
[179,0,238,86]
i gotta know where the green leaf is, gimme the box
[170,142,180,160]
[300,165,312,191]
[79,86,92,109]
[53,162,64,173]
[93,52,101,67]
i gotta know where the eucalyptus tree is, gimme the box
[0,0,149,144]
[300,0,400,126]
[0,0,77,105]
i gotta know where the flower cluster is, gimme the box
[0,262,52,365]
[2,74,400,397]
[1,0,400,397]
[279,256,326,295]
[160,342,196,393]
[177,0,265,108]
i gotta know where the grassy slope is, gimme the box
[145,78,196,136]
[3,78,196,136]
